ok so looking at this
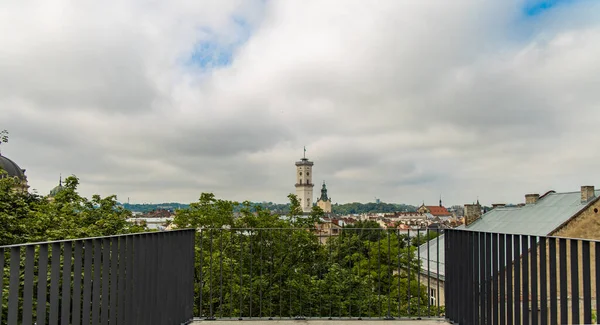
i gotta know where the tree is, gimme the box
[0,129,7,145]
[0,173,147,246]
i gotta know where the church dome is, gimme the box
[49,176,64,197]
[0,154,26,180]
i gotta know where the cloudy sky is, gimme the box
[2,0,600,206]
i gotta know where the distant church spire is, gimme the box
[439,195,442,207]
[59,173,62,186]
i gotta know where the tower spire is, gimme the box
[303,146,306,159]
[439,194,442,207]
[59,173,62,186]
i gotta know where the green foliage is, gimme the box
[173,193,444,319]
[0,129,7,145]
[411,231,440,247]
[0,173,147,246]
[123,200,419,216]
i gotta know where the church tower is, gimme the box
[295,147,314,213]
[317,181,332,214]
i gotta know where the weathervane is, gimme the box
[303,146,306,159]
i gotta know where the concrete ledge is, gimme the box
[190,318,449,324]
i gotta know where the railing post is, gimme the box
[473,231,481,325]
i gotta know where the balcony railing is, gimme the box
[194,228,445,320]
[0,229,195,325]
[446,228,600,325]
[1,227,450,324]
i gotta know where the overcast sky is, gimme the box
[2,0,600,206]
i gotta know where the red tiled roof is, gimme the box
[425,206,451,216]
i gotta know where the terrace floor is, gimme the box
[190,318,450,324]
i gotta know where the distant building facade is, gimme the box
[295,149,314,213]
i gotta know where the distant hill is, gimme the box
[120,201,417,215]
[119,203,190,213]
[332,202,417,215]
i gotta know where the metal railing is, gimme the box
[446,229,600,325]
[195,227,445,320]
[0,229,195,325]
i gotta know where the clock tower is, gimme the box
[295,147,314,213]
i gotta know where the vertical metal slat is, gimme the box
[60,242,73,325]
[23,246,35,325]
[117,236,127,325]
[540,237,547,325]
[101,238,111,324]
[549,238,558,325]
[7,247,21,325]
[559,238,568,325]
[109,237,119,325]
[499,234,506,325]
[36,244,49,325]
[521,235,529,325]
[82,240,93,325]
[513,235,521,325]
[492,233,499,325]
[582,240,591,324]
[72,241,83,325]
[0,248,4,325]
[506,234,513,325]
[49,242,61,325]
[92,239,102,325]
[570,239,580,325]
[530,236,538,325]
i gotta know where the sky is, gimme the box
[2,0,600,206]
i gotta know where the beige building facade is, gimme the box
[317,182,332,214]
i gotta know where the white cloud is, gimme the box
[2,0,600,206]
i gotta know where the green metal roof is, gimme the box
[467,190,600,236]
[418,189,600,279]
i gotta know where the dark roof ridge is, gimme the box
[538,190,556,200]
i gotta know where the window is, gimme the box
[299,172,302,176]
[306,172,309,176]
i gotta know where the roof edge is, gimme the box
[548,194,600,236]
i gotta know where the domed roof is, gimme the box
[49,176,64,197]
[0,154,26,180]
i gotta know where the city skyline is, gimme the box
[3,1,600,206]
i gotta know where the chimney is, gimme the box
[525,194,540,205]
[581,186,595,203]
[464,204,482,226]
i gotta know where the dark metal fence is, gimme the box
[0,229,195,325]
[195,227,445,320]
[446,229,600,325]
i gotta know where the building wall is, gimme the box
[551,198,600,240]
[296,163,313,213]
[317,199,332,213]
[419,274,445,307]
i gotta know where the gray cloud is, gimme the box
[2,0,600,206]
